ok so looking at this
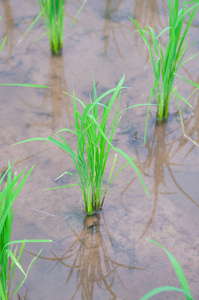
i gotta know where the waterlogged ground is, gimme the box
[0,0,199,299]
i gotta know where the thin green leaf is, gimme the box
[147,239,192,300]
[140,286,193,300]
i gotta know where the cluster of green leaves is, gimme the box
[0,164,51,300]
[130,0,199,143]
[19,1,87,53]
[140,240,193,300]
[38,0,65,54]
[16,75,148,214]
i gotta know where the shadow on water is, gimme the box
[101,0,132,60]
[133,0,168,27]
[19,54,73,132]
[1,0,14,58]
[121,119,199,238]
[26,211,144,300]
[179,67,199,152]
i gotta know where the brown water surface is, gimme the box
[0,0,199,299]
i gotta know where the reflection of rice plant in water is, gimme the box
[140,239,193,300]
[38,0,65,54]
[0,164,51,299]
[27,211,143,299]
[0,18,49,89]
[16,75,148,214]
[130,0,199,143]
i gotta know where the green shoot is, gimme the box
[15,75,149,214]
[38,0,65,54]
[0,164,51,299]
[19,1,87,53]
[130,0,199,143]
[140,239,193,300]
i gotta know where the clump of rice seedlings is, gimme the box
[0,163,51,299]
[140,239,193,300]
[37,0,65,55]
[19,1,87,54]
[130,0,199,143]
[16,75,149,214]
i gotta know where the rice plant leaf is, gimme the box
[174,90,192,107]
[118,103,157,116]
[0,36,7,52]
[5,239,52,248]
[0,281,6,300]
[64,87,127,108]
[34,31,48,42]
[145,27,159,57]
[52,128,78,137]
[18,8,45,44]
[13,137,49,146]
[12,249,43,298]
[11,165,35,207]
[55,171,81,188]
[176,6,198,58]
[0,171,27,233]
[139,286,193,300]
[63,91,86,109]
[175,3,199,29]
[0,83,49,88]
[92,73,98,119]
[44,184,79,190]
[114,147,149,196]
[176,50,198,71]
[104,160,131,190]
[147,239,192,300]
[88,112,148,197]
[175,73,199,90]
[67,0,87,32]
[156,27,171,39]
[48,136,81,163]
[129,17,156,76]
[5,249,26,276]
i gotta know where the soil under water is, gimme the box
[0,0,199,299]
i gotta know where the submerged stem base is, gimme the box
[155,116,168,127]
[84,211,101,228]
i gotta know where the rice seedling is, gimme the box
[15,75,149,215]
[19,0,87,54]
[37,0,65,54]
[130,0,199,143]
[0,163,51,300]
[140,239,193,300]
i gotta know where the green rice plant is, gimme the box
[16,75,149,214]
[37,0,65,54]
[0,163,51,300]
[140,239,193,300]
[130,0,199,143]
[18,0,87,54]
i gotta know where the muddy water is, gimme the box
[0,0,199,299]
